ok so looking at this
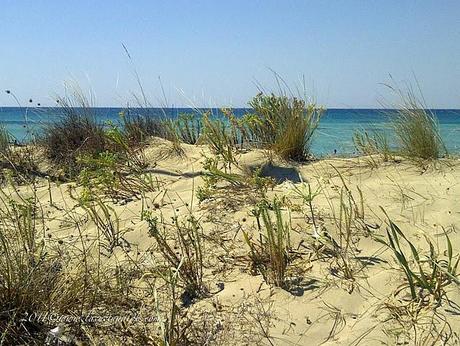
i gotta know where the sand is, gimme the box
[6,139,460,345]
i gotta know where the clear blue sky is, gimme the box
[0,0,459,108]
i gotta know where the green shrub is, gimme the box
[244,93,323,161]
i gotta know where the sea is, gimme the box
[1,107,459,157]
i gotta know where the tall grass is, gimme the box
[165,113,202,145]
[202,112,238,169]
[386,83,447,161]
[0,125,12,158]
[0,125,39,183]
[244,93,323,161]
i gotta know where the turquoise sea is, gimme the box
[1,107,459,156]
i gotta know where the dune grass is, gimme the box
[40,91,107,177]
[120,110,167,146]
[144,210,207,301]
[0,125,12,158]
[386,83,447,162]
[1,80,459,344]
[244,93,323,161]
[244,198,291,287]
[378,214,459,303]
[165,113,202,145]
[353,130,394,166]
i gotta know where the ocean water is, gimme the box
[1,107,459,156]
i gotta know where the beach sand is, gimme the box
[6,138,460,345]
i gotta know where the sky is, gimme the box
[0,0,459,108]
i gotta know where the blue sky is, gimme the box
[0,0,459,108]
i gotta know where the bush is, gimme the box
[244,93,323,161]
[41,93,106,177]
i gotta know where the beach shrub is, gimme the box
[244,93,324,161]
[41,94,107,177]
[196,156,275,203]
[76,151,158,203]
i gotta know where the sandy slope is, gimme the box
[10,140,460,345]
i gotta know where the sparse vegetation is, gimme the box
[244,198,291,287]
[1,82,459,345]
[144,210,207,301]
[378,215,459,303]
[353,129,394,166]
